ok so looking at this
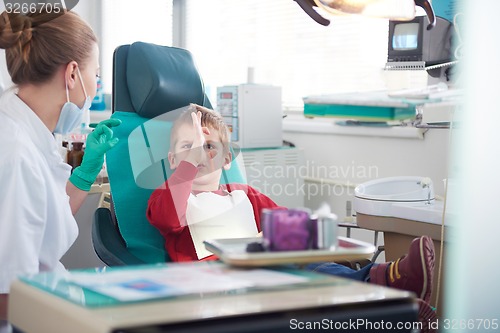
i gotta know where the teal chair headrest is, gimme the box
[126,42,208,118]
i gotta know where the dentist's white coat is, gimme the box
[0,89,78,295]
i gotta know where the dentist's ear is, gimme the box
[64,61,79,89]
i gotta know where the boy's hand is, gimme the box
[184,111,211,167]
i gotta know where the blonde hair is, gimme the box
[170,104,230,153]
[0,10,97,84]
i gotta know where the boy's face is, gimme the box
[168,123,232,186]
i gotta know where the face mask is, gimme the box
[54,68,92,134]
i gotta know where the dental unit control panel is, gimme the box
[217,84,282,149]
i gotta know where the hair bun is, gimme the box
[0,11,33,49]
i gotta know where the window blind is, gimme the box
[101,0,173,94]
[184,0,389,109]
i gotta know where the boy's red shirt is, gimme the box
[147,161,281,262]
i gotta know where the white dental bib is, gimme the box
[186,189,257,259]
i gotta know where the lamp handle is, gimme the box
[414,0,436,30]
[293,0,330,26]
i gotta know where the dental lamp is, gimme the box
[294,0,436,30]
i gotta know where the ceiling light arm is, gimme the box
[294,0,436,31]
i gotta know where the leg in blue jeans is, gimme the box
[306,236,435,301]
[305,262,373,282]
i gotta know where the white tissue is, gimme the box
[314,202,338,220]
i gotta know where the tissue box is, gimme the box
[262,209,338,251]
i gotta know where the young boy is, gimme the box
[146,105,437,329]
[147,104,281,262]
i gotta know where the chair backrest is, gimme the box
[106,42,246,263]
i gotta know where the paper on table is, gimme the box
[68,263,308,302]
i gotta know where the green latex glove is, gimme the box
[69,118,122,191]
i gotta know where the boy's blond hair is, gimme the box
[170,104,230,153]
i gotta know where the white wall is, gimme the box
[69,0,103,66]
[71,0,101,32]
[282,103,453,260]
[283,113,451,217]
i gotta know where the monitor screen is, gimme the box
[392,23,419,50]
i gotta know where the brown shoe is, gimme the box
[370,236,435,302]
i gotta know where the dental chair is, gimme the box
[92,42,246,266]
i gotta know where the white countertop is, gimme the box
[283,114,425,139]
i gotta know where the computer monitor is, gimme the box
[387,16,454,66]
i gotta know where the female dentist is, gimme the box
[0,9,120,332]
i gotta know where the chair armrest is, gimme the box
[92,207,147,266]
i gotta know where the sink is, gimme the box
[354,176,445,224]
[354,176,449,312]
